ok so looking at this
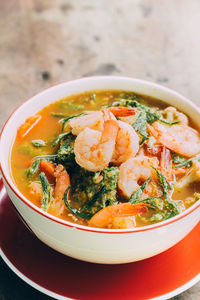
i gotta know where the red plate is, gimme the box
[0,179,199,300]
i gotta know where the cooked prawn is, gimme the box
[118,156,160,198]
[108,106,137,117]
[111,120,139,164]
[50,164,70,216]
[74,119,119,172]
[68,107,136,135]
[151,122,200,157]
[68,111,104,135]
[88,202,147,228]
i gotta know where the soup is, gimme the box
[11,90,200,229]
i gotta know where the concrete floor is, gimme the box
[0,0,199,299]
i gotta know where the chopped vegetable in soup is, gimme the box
[11,91,200,229]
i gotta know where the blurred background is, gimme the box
[0,0,200,299]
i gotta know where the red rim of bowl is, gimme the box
[0,76,200,234]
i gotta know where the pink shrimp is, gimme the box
[88,203,147,229]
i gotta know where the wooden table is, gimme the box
[0,1,199,299]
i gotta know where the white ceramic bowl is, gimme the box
[0,76,200,264]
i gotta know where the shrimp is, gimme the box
[108,106,137,117]
[68,111,104,135]
[74,119,119,172]
[118,156,160,198]
[160,146,173,181]
[111,121,139,164]
[88,202,147,229]
[68,107,136,135]
[50,164,70,216]
[151,122,200,157]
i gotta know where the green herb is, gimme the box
[133,101,179,125]
[129,178,150,204]
[52,132,71,147]
[138,197,164,210]
[171,152,190,166]
[172,155,200,169]
[34,154,57,161]
[70,166,118,214]
[152,167,179,214]
[150,213,163,222]
[163,210,178,220]
[80,186,106,212]
[51,112,68,118]
[27,159,40,177]
[113,98,179,125]
[132,111,149,145]
[32,139,46,147]
[27,154,57,178]
[39,172,51,211]
[91,93,96,102]
[61,113,84,132]
[56,133,76,168]
[101,167,119,207]
[64,186,93,219]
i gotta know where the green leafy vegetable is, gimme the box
[56,133,76,168]
[32,139,46,147]
[152,167,179,214]
[171,152,190,166]
[52,132,71,147]
[51,112,68,118]
[39,172,51,211]
[172,155,200,169]
[80,186,106,212]
[27,159,40,177]
[150,213,163,222]
[61,113,84,132]
[132,111,149,145]
[64,186,93,219]
[129,178,150,204]
[27,155,57,178]
[138,197,164,210]
[113,97,178,125]
[70,166,118,215]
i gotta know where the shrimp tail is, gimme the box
[108,107,137,117]
[88,203,147,228]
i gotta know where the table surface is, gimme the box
[0,0,199,299]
